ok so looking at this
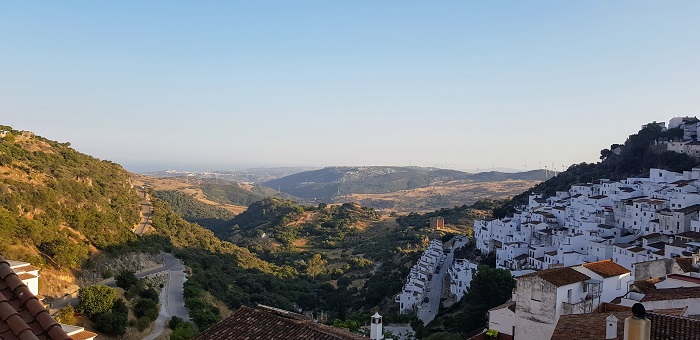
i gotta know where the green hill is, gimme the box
[0,126,140,267]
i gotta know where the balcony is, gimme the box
[562,295,598,315]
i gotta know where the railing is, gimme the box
[561,295,600,315]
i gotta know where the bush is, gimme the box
[169,316,184,329]
[171,322,198,340]
[136,316,152,332]
[54,305,76,325]
[115,270,138,289]
[94,299,128,336]
[78,285,116,318]
[134,298,159,321]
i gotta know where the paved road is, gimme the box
[144,253,190,340]
[134,187,152,235]
[417,237,468,325]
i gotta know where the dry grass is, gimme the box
[336,179,541,213]
[131,174,248,214]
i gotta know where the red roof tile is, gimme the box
[0,256,69,340]
[196,305,367,340]
[553,311,700,340]
[518,267,590,287]
[641,286,700,302]
[675,257,700,273]
[582,259,631,278]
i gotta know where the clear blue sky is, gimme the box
[2,2,699,173]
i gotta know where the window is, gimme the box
[531,282,543,301]
[617,278,622,290]
[583,283,588,293]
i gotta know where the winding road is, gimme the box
[143,253,190,340]
[132,186,190,339]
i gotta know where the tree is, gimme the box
[55,305,76,325]
[171,322,198,340]
[115,270,138,289]
[460,266,516,333]
[305,254,327,280]
[94,298,128,336]
[78,285,116,318]
[134,298,160,321]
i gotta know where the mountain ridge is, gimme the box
[264,166,546,201]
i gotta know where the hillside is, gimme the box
[494,122,699,218]
[0,126,140,281]
[264,166,545,202]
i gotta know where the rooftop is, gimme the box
[641,286,700,302]
[552,311,700,340]
[195,305,367,340]
[518,267,590,287]
[0,256,70,340]
[582,259,631,278]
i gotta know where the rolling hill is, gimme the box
[263,166,546,209]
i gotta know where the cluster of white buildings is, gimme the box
[395,240,445,314]
[475,166,700,276]
[447,258,478,301]
[481,255,700,339]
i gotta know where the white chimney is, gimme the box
[606,314,619,339]
[370,312,383,340]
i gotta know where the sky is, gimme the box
[2,2,699,173]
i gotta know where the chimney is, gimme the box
[370,312,383,340]
[623,303,651,340]
[606,314,619,339]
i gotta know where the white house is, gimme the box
[511,259,632,340]
[7,260,40,296]
[447,259,478,301]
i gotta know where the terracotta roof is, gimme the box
[667,274,700,284]
[676,231,700,240]
[67,330,97,340]
[552,311,700,340]
[582,259,631,278]
[675,258,700,273]
[195,305,367,340]
[10,265,40,273]
[17,273,37,281]
[0,256,70,340]
[518,267,590,287]
[641,286,700,302]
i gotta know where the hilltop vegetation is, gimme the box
[198,180,287,206]
[153,190,236,237]
[0,126,140,268]
[494,123,699,218]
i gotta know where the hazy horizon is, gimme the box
[3,2,699,172]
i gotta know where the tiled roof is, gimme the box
[488,301,515,312]
[552,311,700,340]
[0,256,70,340]
[640,286,700,302]
[67,330,97,340]
[676,231,700,240]
[582,259,631,278]
[667,274,700,284]
[518,267,590,287]
[195,305,367,340]
[674,258,700,273]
